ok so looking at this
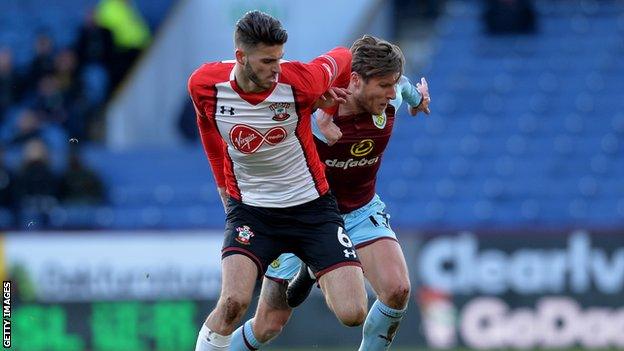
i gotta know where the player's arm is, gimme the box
[311,46,352,93]
[196,111,227,210]
[312,110,342,146]
[313,86,351,110]
[310,66,353,145]
[311,88,346,146]
[188,75,228,211]
[289,46,352,100]
[393,76,431,116]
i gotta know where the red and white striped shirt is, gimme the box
[188,47,352,207]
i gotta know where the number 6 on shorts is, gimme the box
[337,227,353,248]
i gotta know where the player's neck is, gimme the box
[233,64,266,93]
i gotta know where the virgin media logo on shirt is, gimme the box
[229,124,287,154]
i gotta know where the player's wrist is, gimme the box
[402,83,423,107]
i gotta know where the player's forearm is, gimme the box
[399,76,423,107]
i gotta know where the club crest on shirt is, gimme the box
[235,225,255,245]
[269,102,291,121]
[372,111,387,129]
[270,258,280,269]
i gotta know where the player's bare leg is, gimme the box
[357,239,410,350]
[318,265,368,326]
[195,255,258,351]
[359,239,410,308]
[230,278,293,350]
[253,279,293,341]
[230,265,367,350]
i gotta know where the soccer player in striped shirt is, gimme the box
[189,11,370,351]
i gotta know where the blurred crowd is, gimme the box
[0,0,152,228]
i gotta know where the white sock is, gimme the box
[195,324,232,351]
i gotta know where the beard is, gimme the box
[355,93,377,115]
[244,62,271,90]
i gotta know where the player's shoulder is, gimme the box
[278,60,309,85]
[188,61,234,89]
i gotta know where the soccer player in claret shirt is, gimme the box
[229,35,431,351]
[188,10,369,351]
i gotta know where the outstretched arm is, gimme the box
[394,76,431,116]
[409,77,431,116]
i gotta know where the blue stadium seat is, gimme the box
[0,208,14,229]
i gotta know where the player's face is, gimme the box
[241,43,284,90]
[355,73,399,115]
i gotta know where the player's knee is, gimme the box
[336,303,367,327]
[381,280,411,309]
[220,294,250,325]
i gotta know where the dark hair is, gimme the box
[350,35,404,81]
[235,11,288,49]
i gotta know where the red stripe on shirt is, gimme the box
[292,86,329,196]
[223,148,241,201]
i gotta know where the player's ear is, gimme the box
[351,71,361,88]
[235,48,246,65]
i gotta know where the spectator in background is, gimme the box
[53,48,92,140]
[0,48,22,119]
[95,0,151,87]
[5,108,44,146]
[59,148,106,205]
[33,74,68,125]
[75,9,114,71]
[483,0,537,35]
[27,31,56,91]
[53,49,81,102]
[0,147,16,226]
[75,9,115,102]
[13,138,60,227]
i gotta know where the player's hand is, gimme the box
[217,186,228,213]
[316,113,342,146]
[409,77,431,116]
[316,87,351,109]
[323,86,351,104]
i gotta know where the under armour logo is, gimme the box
[220,106,235,115]
[343,249,357,258]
